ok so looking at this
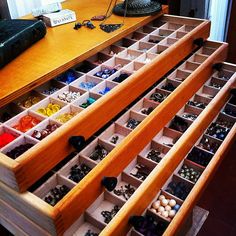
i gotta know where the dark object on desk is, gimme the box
[113,0,162,17]
[0,19,46,68]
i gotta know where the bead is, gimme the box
[113,73,129,83]
[57,91,80,103]
[152,200,160,209]
[113,183,135,200]
[130,164,151,181]
[56,112,78,124]
[18,96,41,108]
[158,206,165,213]
[37,103,61,117]
[99,87,111,95]
[169,199,176,207]
[13,115,40,132]
[161,211,169,218]
[94,68,117,79]
[0,133,16,148]
[165,205,171,211]
[31,124,59,140]
[69,163,91,183]
[173,204,180,211]
[161,199,168,207]
[150,208,157,213]
[126,118,141,129]
[6,143,34,159]
[169,210,176,218]
[79,81,97,90]
[42,87,59,95]
[159,195,165,201]
[56,70,77,84]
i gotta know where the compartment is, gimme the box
[0,103,24,123]
[158,79,181,92]
[216,112,236,128]
[101,45,125,56]
[147,88,170,103]
[187,94,211,110]
[74,61,97,74]
[58,154,93,184]
[90,65,119,79]
[136,25,157,34]
[168,69,191,82]
[178,105,201,121]
[52,105,82,124]
[197,134,222,154]
[51,85,85,103]
[149,18,167,28]
[73,92,101,109]
[153,28,175,37]
[90,80,117,95]
[159,37,178,47]
[215,69,234,80]
[55,69,81,84]
[222,103,236,118]
[33,174,75,207]
[30,97,66,117]
[112,70,132,83]
[118,49,143,61]
[0,125,21,149]
[113,38,136,48]
[123,61,145,73]
[161,22,183,31]
[34,80,65,96]
[153,127,182,148]
[168,116,191,133]
[99,123,131,146]
[198,85,219,99]
[125,32,147,41]
[86,52,112,65]
[163,174,194,201]
[103,57,131,70]
[135,52,157,64]
[141,34,165,44]
[70,74,103,91]
[86,192,124,228]
[139,140,170,164]
[79,138,114,165]
[180,24,196,32]
[13,90,45,109]
[129,41,155,53]
[186,146,214,168]
[188,53,208,64]
[1,135,38,160]
[207,76,227,89]
[115,110,146,130]
[148,44,169,54]
[171,31,187,39]
[179,61,200,72]
[5,110,44,133]
[131,98,159,116]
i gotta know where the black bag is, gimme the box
[0,19,46,68]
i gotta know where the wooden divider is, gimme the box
[0,17,211,192]
[100,66,236,236]
[54,42,228,235]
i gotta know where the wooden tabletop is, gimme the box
[0,0,168,106]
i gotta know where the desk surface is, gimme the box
[0,0,167,106]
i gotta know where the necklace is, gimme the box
[99,0,128,33]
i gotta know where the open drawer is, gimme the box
[0,41,230,235]
[0,15,212,192]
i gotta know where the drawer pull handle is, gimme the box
[193,38,204,47]
[68,136,86,151]
[102,177,118,191]
[213,62,223,71]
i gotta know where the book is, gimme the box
[0,19,46,68]
[42,9,76,27]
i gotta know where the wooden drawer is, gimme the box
[0,15,211,192]
[0,41,232,235]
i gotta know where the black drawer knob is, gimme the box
[68,136,85,151]
[102,177,117,191]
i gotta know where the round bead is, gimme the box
[159,195,165,201]
[165,205,171,211]
[173,204,180,211]
[161,211,169,218]
[169,199,176,207]
[169,210,176,218]
[152,200,160,210]
[161,199,168,207]
[150,208,157,213]
[158,206,165,213]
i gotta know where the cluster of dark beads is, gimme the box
[132,215,169,236]
[223,107,236,117]
[56,69,77,84]
[84,230,98,236]
[141,107,154,115]
[101,205,120,224]
[113,73,129,83]
[76,63,94,73]
[182,113,198,121]
[187,100,207,109]
[6,143,34,159]
[44,185,70,206]
[161,83,176,92]
[126,118,141,129]
[210,82,223,89]
[110,135,119,144]
[178,165,201,183]
[113,184,135,200]
[169,116,189,133]
[206,123,230,140]
[166,181,192,200]
[32,124,59,140]
[229,95,236,105]
[131,164,151,181]
[148,39,160,44]
[89,145,109,161]
[94,68,117,79]
[149,92,168,103]
[69,164,91,183]
[216,118,234,129]
[146,149,162,163]
[198,136,220,153]
[0,112,12,122]
[187,147,213,167]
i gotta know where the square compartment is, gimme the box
[187,94,211,110]
[147,88,170,104]
[159,37,178,47]
[168,69,191,82]
[214,69,234,81]
[171,31,187,39]
[161,22,183,31]
[136,53,157,64]
[197,134,222,154]
[207,77,226,89]
[55,69,82,85]
[158,79,180,92]
[188,53,208,64]
[141,34,165,44]
[35,80,65,96]
[148,44,169,55]
[153,127,182,148]
[33,174,75,207]
[74,61,97,74]
[149,19,167,28]
[88,65,119,79]
[179,61,200,72]
[118,49,143,61]
[122,61,145,73]
[181,25,196,32]
[125,32,147,41]
[154,28,175,37]
[101,45,125,56]
[129,41,155,53]
[136,25,157,34]
[168,116,191,133]
[131,98,159,116]
[216,112,236,129]
[0,103,24,123]
[73,92,101,109]
[197,85,219,99]
[99,123,131,146]
[111,70,132,83]
[103,57,131,69]
[113,38,137,48]
[222,103,236,118]
[91,81,117,96]
[87,53,112,65]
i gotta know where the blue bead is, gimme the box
[174,204,180,211]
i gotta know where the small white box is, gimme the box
[32,3,62,17]
[42,9,76,27]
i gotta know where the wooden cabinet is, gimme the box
[0,3,235,236]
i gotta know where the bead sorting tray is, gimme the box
[0,15,211,192]
[0,41,230,235]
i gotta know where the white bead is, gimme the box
[165,205,171,211]
[152,200,160,210]
[169,199,176,207]
[169,210,176,218]
[158,206,165,213]
[161,211,169,218]
[161,199,168,207]
[159,195,165,201]
[150,208,157,213]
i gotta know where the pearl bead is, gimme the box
[169,210,176,218]
[165,205,171,211]
[159,195,165,201]
[161,211,169,218]
[150,208,157,213]
[152,200,160,210]
[158,206,165,213]
[161,199,168,207]
[169,199,176,207]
